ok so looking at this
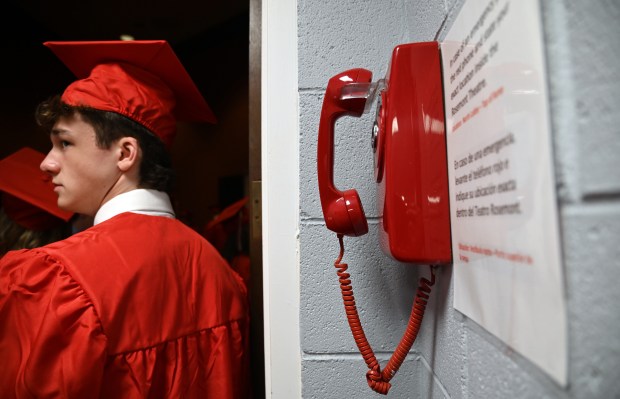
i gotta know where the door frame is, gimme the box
[257,0,302,397]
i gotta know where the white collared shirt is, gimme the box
[93,189,176,225]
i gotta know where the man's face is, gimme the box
[40,113,121,216]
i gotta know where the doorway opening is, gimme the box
[3,1,264,397]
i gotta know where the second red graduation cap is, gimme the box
[0,147,74,230]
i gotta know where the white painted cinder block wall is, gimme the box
[297,0,620,397]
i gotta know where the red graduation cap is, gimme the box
[44,40,216,147]
[205,197,249,232]
[203,197,249,254]
[0,148,74,231]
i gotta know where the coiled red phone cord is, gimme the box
[334,234,436,395]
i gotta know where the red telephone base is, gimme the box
[374,42,452,264]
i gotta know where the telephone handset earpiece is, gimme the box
[317,68,372,237]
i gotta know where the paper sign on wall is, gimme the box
[440,0,567,385]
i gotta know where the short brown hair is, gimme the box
[36,95,175,193]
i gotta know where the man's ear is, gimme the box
[117,137,140,172]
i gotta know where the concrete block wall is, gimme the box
[298,0,620,397]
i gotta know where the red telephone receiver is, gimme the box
[317,68,372,237]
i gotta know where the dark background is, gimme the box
[1,0,250,232]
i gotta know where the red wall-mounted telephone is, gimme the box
[316,42,452,394]
[318,42,452,264]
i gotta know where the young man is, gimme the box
[0,41,249,398]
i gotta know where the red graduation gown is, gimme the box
[0,212,249,398]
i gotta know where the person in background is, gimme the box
[0,40,249,398]
[0,147,74,257]
[203,196,251,288]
